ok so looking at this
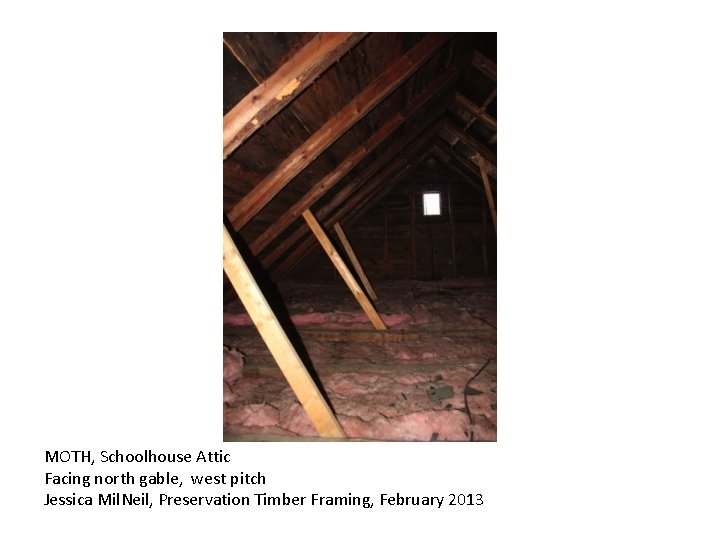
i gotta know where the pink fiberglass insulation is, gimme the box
[223,280,496,441]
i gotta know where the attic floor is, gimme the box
[223,279,497,442]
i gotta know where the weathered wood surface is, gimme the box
[223,33,366,159]
[302,210,387,330]
[227,33,453,230]
[249,62,462,255]
[222,225,345,438]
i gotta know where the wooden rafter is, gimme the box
[223,33,366,159]
[273,143,433,280]
[431,145,485,195]
[222,225,345,438]
[343,147,432,228]
[227,32,454,230]
[278,143,432,279]
[472,50,497,81]
[480,88,497,111]
[260,114,446,268]
[454,92,496,131]
[248,62,463,255]
[302,210,387,330]
[444,122,497,167]
[435,137,496,179]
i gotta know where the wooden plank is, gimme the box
[473,154,497,233]
[444,122,497,166]
[333,222,378,300]
[435,138,496,179]
[248,60,463,255]
[222,225,345,438]
[302,210,387,330]
[262,116,445,269]
[225,326,497,343]
[227,33,453,230]
[431,146,486,195]
[223,32,366,159]
[274,144,433,279]
[244,362,496,378]
[454,92,496,131]
[472,49,497,81]
[224,433,369,442]
[481,88,497,111]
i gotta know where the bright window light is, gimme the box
[423,192,441,216]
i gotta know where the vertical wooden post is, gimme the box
[302,210,387,330]
[333,222,378,300]
[473,154,497,233]
[410,182,417,279]
[222,225,345,438]
[448,184,457,278]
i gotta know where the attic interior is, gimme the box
[222,32,497,441]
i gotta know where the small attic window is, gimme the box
[423,192,441,216]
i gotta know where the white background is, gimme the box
[2,2,719,538]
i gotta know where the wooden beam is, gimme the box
[225,326,497,343]
[480,88,497,111]
[243,360,497,380]
[473,154,497,233]
[333,222,378,300]
[302,210,387,330]
[249,61,463,255]
[454,92,496,131]
[261,116,445,269]
[431,145,485,195]
[227,33,453,230]
[472,50,497,81]
[222,225,345,438]
[434,139,496,181]
[444,122,497,166]
[223,33,366,159]
[275,148,430,280]
[338,147,433,229]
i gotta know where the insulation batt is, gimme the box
[223,346,244,406]
[223,280,496,441]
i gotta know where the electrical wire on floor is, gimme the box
[464,356,496,441]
